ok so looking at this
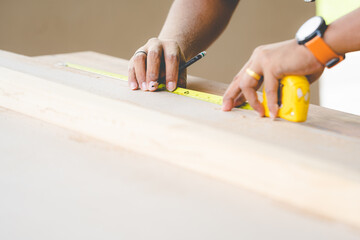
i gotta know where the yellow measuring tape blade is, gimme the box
[65,63,253,110]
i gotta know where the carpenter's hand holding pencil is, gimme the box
[128,38,188,92]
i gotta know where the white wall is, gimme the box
[320,52,360,115]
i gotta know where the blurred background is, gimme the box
[0,0,318,102]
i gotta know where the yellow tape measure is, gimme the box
[65,63,253,110]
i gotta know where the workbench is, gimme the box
[0,50,359,239]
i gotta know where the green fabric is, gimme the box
[316,0,360,24]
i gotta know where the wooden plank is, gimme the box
[35,51,360,138]
[1,107,359,239]
[0,50,360,229]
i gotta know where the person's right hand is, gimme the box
[128,38,187,92]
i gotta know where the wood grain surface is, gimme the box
[0,50,359,228]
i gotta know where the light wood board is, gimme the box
[2,107,359,239]
[0,50,359,228]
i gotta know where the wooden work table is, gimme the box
[0,50,359,239]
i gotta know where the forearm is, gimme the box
[158,0,240,59]
[324,7,360,55]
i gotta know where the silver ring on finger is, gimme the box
[134,50,147,57]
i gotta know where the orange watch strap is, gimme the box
[304,35,344,66]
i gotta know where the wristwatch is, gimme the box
[295,16,345,68]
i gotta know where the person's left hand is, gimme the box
[222,39,325,119]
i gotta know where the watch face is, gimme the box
[296,16,323,43]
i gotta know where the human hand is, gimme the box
[222,39,325,119]
[128,38,187,92]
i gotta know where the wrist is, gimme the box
[294,39,321,65]
[296,16,345,68]
[322,23,345,56]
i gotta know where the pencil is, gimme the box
[179,51,206,71]
[157,51,206,85]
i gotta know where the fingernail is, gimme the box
[167,82,176,91]
[270,112,276,120]
[130,82,137,90]
[148,81,158,91]
[221,100,231,112]
[141,82,147,91]
[222,106,229,112]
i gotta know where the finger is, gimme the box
[263,71,279,119]
[233,93,246,107]
[133,50,147,91]
[128,62,138,90]
[177,50,187,88]
[146,42,163,91]
[241,87,264,116]
[222,60,253,111]
[178,68,187,88]
[163,42,180,91]
[239,67,265,116]
[222,75,242,111]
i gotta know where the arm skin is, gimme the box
[128,0,239,92]
[324,7,360,55]
[222,7,360,119]
[159,0,240,60]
